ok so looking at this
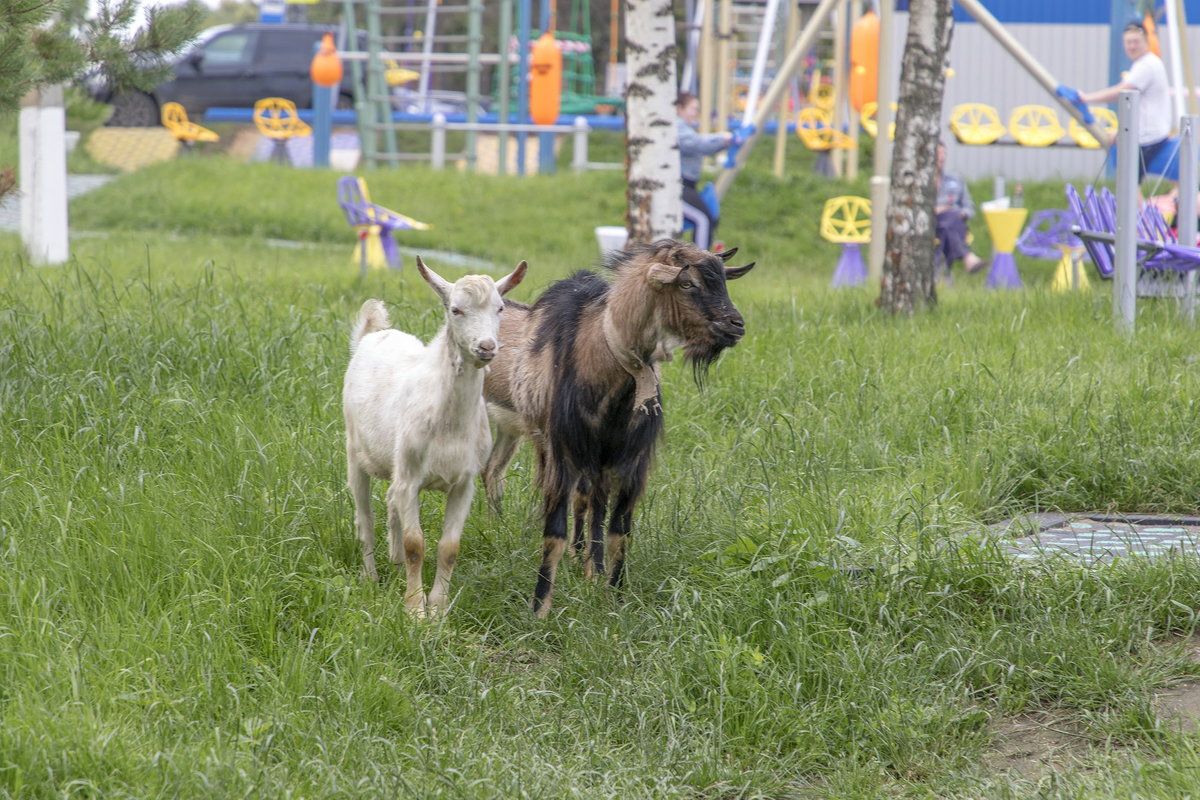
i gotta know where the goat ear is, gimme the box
[647,262,683,286]
[496,260,527,296]
[724,261,756,280]
[718,247,739,261]
[416,256,452,302]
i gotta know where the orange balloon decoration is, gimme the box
[849,10,879,113]
[310,33,344,88]
[529,32,562,125]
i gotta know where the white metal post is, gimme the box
[867,0,895,283]
[19,85,69,266]
[572,116,588,173]
[1114,91,1139,334]
[431,112,447,169]
[1178,115,1197,321]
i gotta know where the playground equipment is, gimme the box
[848,9,878,113]
[820,195,871,287]
[1007,105,1065,147]
[1015,209,1089,292]
[859,101,895,140]
[528,31,563,125]
[796,107,855,151]
[1066,183,1200,280]
[336,175,431,275]
[160,102,218,149]
[253,98,312,164]
[981,203,1027,289]
[508,2,620,117]
[948,101,1122,150]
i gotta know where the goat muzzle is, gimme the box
[711,314,746,343]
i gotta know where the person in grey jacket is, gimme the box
[935,141,984,274]
[676,92,733,251]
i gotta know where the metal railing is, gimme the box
[373,114,623,173]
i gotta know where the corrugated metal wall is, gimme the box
[886,15,1200,182]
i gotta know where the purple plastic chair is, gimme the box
[336,175,431,271]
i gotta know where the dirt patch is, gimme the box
[983,712,1093,781]
[985,635,1200,779]
[1152,634,1200,733]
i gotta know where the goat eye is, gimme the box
[678,280,694,289]
[497,306,504,314]
[451,307,463,316]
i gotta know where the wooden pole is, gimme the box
[831,0,848,177]
[867,0,894,283]
[772,3,798,178]
[1173,0,1198,116]
[846,0,860,179]
[716,0,733,135]
[699,0,715,133]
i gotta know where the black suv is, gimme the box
[87,23,359,126]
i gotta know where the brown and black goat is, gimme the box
[482,239,754,616]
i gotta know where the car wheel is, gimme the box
[106,92,160,127]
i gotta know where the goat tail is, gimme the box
[350,299,390,353]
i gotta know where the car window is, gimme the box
[258,31,325,72]
[203,32,258,67]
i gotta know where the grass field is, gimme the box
[3,132,1200,798]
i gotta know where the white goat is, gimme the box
[343,256,526,614]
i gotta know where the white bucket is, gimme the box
[330,148,361,171]
[594,225,628,255]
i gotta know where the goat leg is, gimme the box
[532,496,569,618]
[388,481,426,615]
[428,480,471,614]
[348,459,378,582]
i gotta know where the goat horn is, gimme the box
[718,247,739,261]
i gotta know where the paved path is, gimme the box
[994,513,1200,566]
[0,174,117,233]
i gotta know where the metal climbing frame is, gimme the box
[339,0,494,169]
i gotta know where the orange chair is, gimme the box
[161,102,219,150]
[253,97,313,164]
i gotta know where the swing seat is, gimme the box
[1008,104,1065,147]
[1067,107,1118,149]
[948,103,1006,145]
[796,107,856,151]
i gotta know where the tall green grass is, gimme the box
[2,148,1200,798]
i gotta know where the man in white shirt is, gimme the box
[1081,21,1172,181]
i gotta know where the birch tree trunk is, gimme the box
[624,0,680,244]
[878,0,954,314]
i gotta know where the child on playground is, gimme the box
[676,92,733,251]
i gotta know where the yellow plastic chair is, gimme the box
[948,103,1006,145]
[859,101,896,140]
[1008,104,1065,147]
[253,97,313,164]
[821,196,871,287]
[385,59,420,87]
[160,102,219,149]
[796,107,856,151]
[1068,107,1118,149]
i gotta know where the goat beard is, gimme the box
[682,338,731,387]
